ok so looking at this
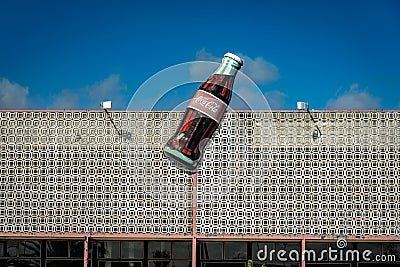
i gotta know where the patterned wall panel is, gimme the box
[196,111,400,237]
[0,111,193,235]
[0,111,399,237]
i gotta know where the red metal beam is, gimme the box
[0,232,192,240]
[1,232,400,241]
[1,110,399,113]
[194,234,400,241]
[301,238,306,267]
[192,171,198,267]
[84,236,89,267]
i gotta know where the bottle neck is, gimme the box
[213,57,242,76]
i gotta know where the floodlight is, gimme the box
[297,101,309,111]
[101,100,121,136]
[100,101,112,110]
[296,101,322,140]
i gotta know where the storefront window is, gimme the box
[251,242,300,265]
[358,264,399,267]
[0,240,41,266]
[251,242,275,260]
[148,241,191,267]
[98,241,120,259]
[2,240,18,257]
[19,240,41,258]
[46,259,84,267]
[46,240,84,266]
[305,243,328,261]
[172,242,191,259]
[307,264,350,267]
[224,242,247,259]
[148,241,171,259]
[356,242,381,261]
[98,262,142,267]
[2,239,397,266]
[70,240,84,258]
[98,241,144,260]
[200,242,223,260]
[201,263,245,267]
[47,241,69,257]
[382,243,400,262]
[121,241,144,259]
[0,259,41,266]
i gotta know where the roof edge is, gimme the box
[0,109,399,113]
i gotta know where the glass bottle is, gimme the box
[164,52,243,170]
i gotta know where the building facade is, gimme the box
[0,110,399,267]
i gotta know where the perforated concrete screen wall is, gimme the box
[0,111,399,237]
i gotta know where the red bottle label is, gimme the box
[187,90,228,123]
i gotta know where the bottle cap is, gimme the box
[223,52,244,66]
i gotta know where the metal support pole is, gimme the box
[192,171,198,267]
[104,109,122,136]
[84,236,89,267]
[301,238,306,267]
[306,109,322,137]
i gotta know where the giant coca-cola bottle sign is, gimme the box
[163,52,243,171]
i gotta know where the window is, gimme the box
[356,242,381,261]
[147,241,191,267]
[201,242,247,261]
[96,241,144,267]
[224,242,246,260]
[98,241,121,259]
[98,262,142,267]
[252,242,300,263]
[305,265,350,267]
[201,263,245,267]
[201,242,223,260]
[98,241,144,259]
[121,241,144,259]
[46,240,84,266]
[0,258,41,266]
[0,240,41,267]
[148,241,171,259]
[47,241,69,257]
[46,260,84,267]
[172,242,191,259]
[382,243,400,262]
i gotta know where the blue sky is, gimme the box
[0,0,399,110]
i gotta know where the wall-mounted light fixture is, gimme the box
[296,101,322,141]
[101,101,122,136]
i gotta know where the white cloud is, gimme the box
[187,49,280,111]
[195,48,220,62]
[325,83,381,110]
[48,74,128,110]
[84,74,127,103]
[264,90,287,110]
[230,86,263,110]
[191,49,280,86]
[190,49,220,81]
[48,89,80,110]
[0,78,29,110]
[237,53,279,85]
